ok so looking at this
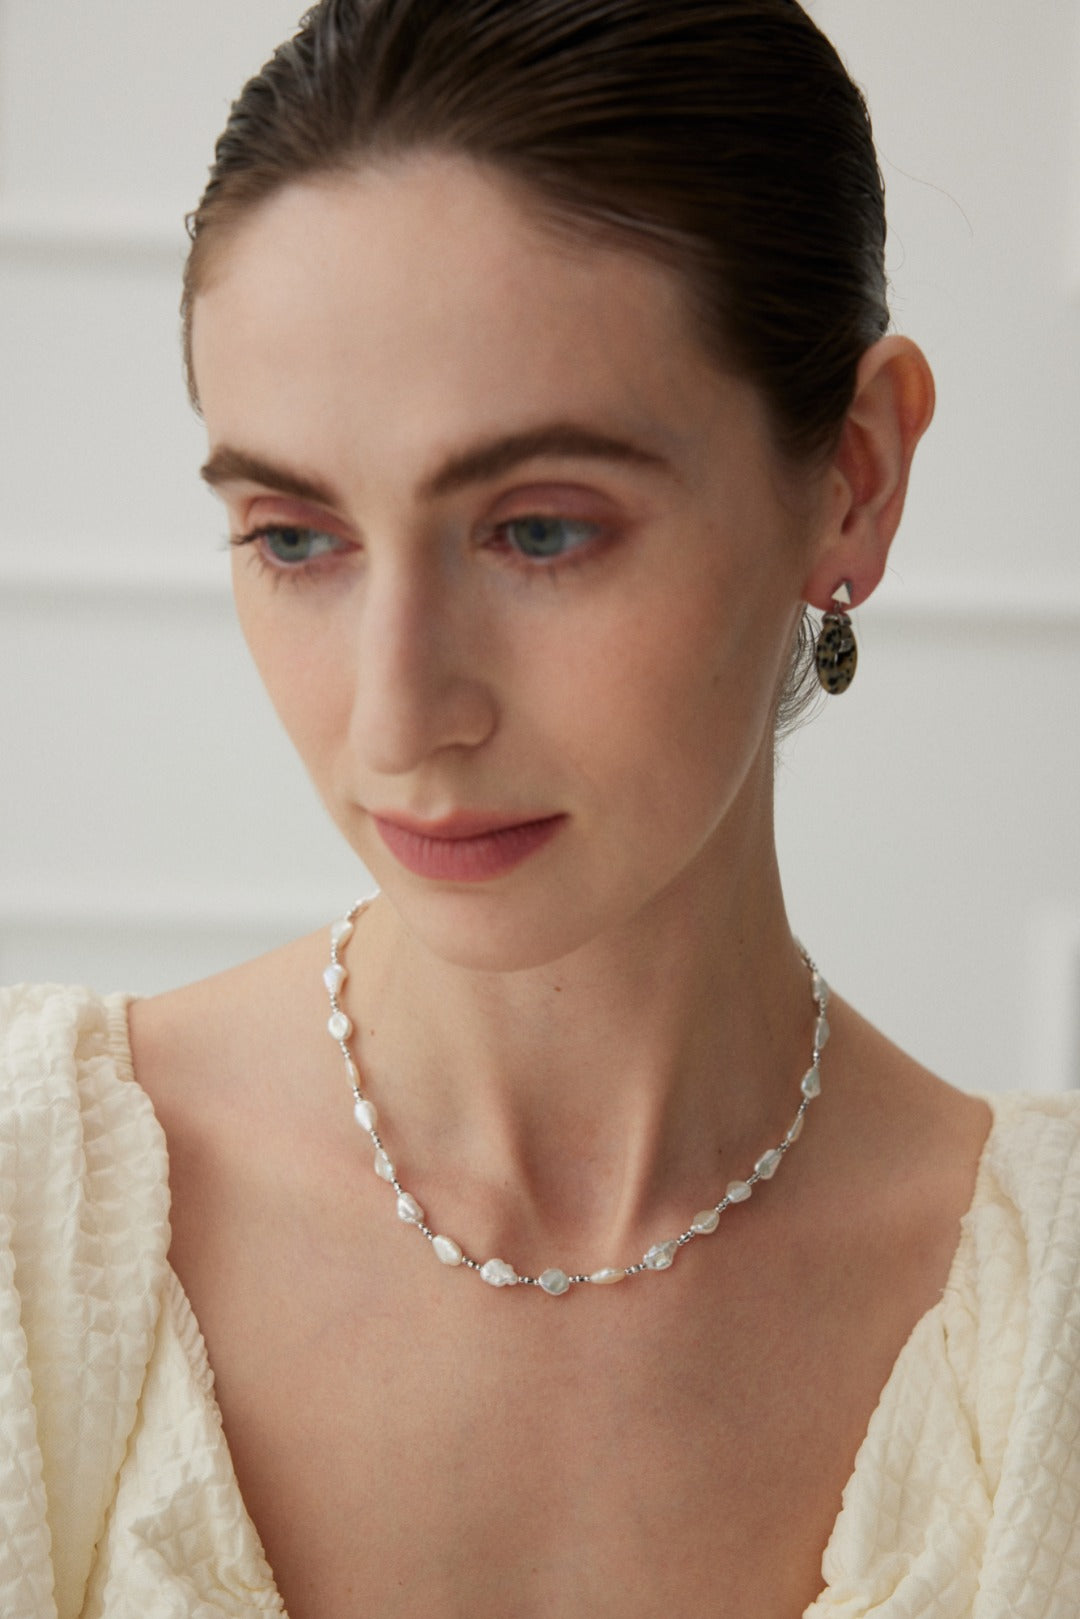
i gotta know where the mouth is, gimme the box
[370,810,566,882]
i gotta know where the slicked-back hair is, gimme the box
[182,0,891,732]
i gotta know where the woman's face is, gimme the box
[192,154,824,969]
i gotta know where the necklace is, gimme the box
[323,898,829,1296]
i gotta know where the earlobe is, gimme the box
[803,335,935,612]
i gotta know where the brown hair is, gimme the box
[183,0,890,729]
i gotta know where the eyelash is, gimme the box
[228,526,343,590]
[229,515,606,587]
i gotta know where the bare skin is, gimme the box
[129,947,990,1619]
[133,152,992,1615]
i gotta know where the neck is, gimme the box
[345,828,813,1268]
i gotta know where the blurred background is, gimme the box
[1,0,1078,1092]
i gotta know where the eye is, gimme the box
[231,524,346,568]
[497,515,599,563]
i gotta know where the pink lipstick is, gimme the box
[372,811,565,882]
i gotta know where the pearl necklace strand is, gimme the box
[323,898,830,1296]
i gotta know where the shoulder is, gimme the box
[972,1090,1080,1302]
[947,1091,1080,1464]
[981,1089,1080,1228]
[0,985,172,1613]
[124,928,339,1262]
[1,978,127,1073]
[953,1094,1080,1606]
[0,981,165,1179]
[0,976,170,1282]
[984,1085,1080,1144]
[125,926,330,1130]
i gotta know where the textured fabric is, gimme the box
[0,985,283,1619]
[2,983,1079,1616]
[806,1088,1080,1617]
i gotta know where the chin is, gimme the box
[378,874,616,976]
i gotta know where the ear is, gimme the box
[802,335,935,611]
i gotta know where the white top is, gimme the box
[2,982,1079,1618]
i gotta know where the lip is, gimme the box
[371,810,566,881]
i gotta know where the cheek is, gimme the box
[232,578,349,772]
[560,576,769,753]
[536,563,790,842]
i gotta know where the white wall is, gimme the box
[779,0,1080,1093]
[1,0,1078,1092]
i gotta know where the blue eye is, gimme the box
[229,524,346,574]
[257,526,341,565]
[501,516,597,561]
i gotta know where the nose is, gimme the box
[348,556,497,777]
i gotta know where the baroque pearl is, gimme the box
[327,1010,352,1042]
[691,1208,720,1235]
[726,1179,752,1203]
[589,1267,626,1285]
[353,1096,378,1132]
[374,1148,395,1181]
[785,1112,805,1145]
[480,1258,518,1287]
[644,1240,678,1271]
[330,918,354,949]
[801,1065,821,1100]
[432,1235,463,1266]
[814,1015,831,1050]
[323,962,347,996]
[755,1148,782,1181]
[812,973,829,1009]
[397,1192,424,1225]
[539,1268,570,1296]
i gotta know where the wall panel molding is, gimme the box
[0,202,184,261]
[0,883,377,934]
[4,557,1080,627]
[863,577,1080,629]
[1027,909,1080,1093]
[0,553,230,602]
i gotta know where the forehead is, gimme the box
[190,153,766,491]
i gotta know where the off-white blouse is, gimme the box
[2,983,1079,1617]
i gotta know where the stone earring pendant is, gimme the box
[815,581,858,695]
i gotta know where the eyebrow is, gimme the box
[199,448,337,505]
[199,422,674,507]
[417,423,673,499]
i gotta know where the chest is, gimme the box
[173,1191,916,1619]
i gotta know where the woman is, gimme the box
[2,1,1078,1614]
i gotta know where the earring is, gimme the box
[815,581,858,695]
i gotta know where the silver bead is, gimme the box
[432,1235,463,1266]
[539,1267,570,1296]
[480,1258,518,1287]
[396,1192,424,1225]
[801,1065,821,1100]
[754,1148,782,1181]
[643,1240,678,1271]
[374,1148,395,1181]
[323,962,347,996]
[327,1010,352,1042]
[691,1208,720,1235]
[726,1179,752,1203]
[353,1096,378,1132]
